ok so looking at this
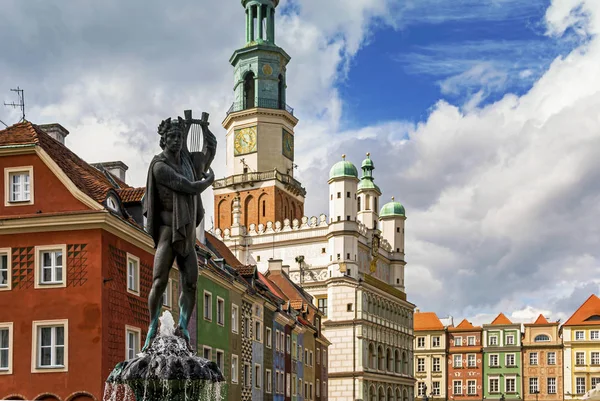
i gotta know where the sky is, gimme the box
[1,0,599,326]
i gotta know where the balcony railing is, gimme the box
[227,98,294,116]
[213,169,306,196]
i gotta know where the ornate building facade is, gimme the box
[414,312,448,401]
[447,319,484,401]
[211,3,416,401]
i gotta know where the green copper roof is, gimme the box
[362,156,375,168]
[329,156,358,179]
[357,152,380,193]
[357,179,381,192]
[380,198,406,218]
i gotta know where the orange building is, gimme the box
[0,122,156,400]
[447,319,484,401]
[522,315,563,401]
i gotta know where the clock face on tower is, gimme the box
[234,126,257,155]
[282,129,294,160]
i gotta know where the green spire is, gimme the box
[358,152,381,192]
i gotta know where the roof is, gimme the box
[361,153,374,169]
[205,231,243,268]
[449,319,481,332]
[380,199,406,218]
[490,312,513,325]
[118,187,145,203]
[414,312,444,331]
[257,271,287,301]
[564,294,600,326]
[329,158,358,180]
[363,274,407,301]
[0,122,131,205]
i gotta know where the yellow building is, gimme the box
[563,295,600,400]
[414,311,447,401]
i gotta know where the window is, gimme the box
[417,337,425,348]
[337,192,341,199]
[255,364,261,388]
[592,377,600,388]
[468,380,476,395]
[432,336,441,347]
[453,380,463,395]
[203,291,212,321]
[124,253,139,294]
[547,352,556,365]
[244,317,250,338]
[0,250,10,290]
[592,331,600,340]
[468,354,476,367]
[432,381,441,396]
[162,279,172,308]
[454,336,462,346]
[576,331,585,340]
[266,369,272,393]
[347,303,353,312]
[592,352,600,365]
[309,350,313,366]
[547,377,556,394]
[217,297,225,326]
[232,304,239,333]
[317,379,320,397]
[293,340,297,359]
[506,377,516,393]
[0,323,13,374]
[299,379,303,396]
[530,352,538,365]
[33,320,68,372]
[321,247,326,254]
[506,353,515,367]
[286,335,291,353]
[125,326,140,360]
[489,377,499,393]
[489,336,498,346]
[317,348,320,364]
[534,334,550,342]
[35,245,67,289]
[203,346,211,360]
[417,358,425,372]
[453,354,462,368]
[232,354,239,383]
[418,382,426,396]
[576,351,586,365]
[577,377,586,394]
[323,349,327,365]
[304,349,308,365]
[489,354,499,367]
[244,363,251,388]
[275,329,280,351]
[310,382,313,399]
[255,321,262,342]
[266,327,272,348]
[530,378,539,394]
[216,350,224,375]
[318,298,328,316]
[468,336,476,346]
[347,191,351,198]
[432,357,441,372]
[293,374,297,395]
[5,167,33,205]
[506,335,515,345]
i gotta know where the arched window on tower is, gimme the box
[244,72,256,109]
[278,74,285,109]
[358,196,361,212]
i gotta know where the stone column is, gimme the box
[249,5,255,42]
[257,4,263,41]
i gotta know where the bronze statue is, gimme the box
[142,111,216,351]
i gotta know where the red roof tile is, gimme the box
[118,187,145,203]
[564,294,600,326]
[258,272,287,300]
[414,312,444,331]
[449,319,481,332]
[205,231,243,268]
[534,314,549,324]
[490,312,513,325]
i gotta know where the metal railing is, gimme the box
[227,98,294,115]
[213,169,306,195]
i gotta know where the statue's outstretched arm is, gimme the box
[153,162,214,194]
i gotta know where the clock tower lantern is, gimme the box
[214,0,305,231]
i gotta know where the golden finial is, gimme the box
[392,196,395,201]
[342,154,346,160]
[366,152,370,157]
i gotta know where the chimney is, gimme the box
[92,161,129,183]
[268,259,283,273]
[38,123,69,145]
[282,265,290,275]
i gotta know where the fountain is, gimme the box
[104,111,223,400]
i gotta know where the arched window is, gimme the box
[243,72,255,109]
[396,389,401,401]
[369,343,376,369]
[358,196,362,212]
[403,389,408,401]
[387,348,393,371]
[395,349,402,373]
[388,387,394,401]
[379,386,385,401]
[402,351,408,374]
[534,334,551,342]
[378,346,385,370]
[244,195,254,228]
[370,385,377,401]
[374,197,378,213]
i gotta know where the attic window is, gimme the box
[107,196,119,212]
[585,315,600,321]
[534,334,550,342]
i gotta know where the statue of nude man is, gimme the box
[142,115,216,351]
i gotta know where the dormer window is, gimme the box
[534,334,550,342]
[106,196,119,212]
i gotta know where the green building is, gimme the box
[483,313,523,401]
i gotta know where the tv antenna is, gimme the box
[3,87,26,124]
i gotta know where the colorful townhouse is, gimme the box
[522,315,563,401]
[563,294,600,400]
[0,122,155,400]
[447,319,484,401]
[482,313,522,401]
[414,312,448,400]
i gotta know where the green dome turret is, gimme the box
[357,152,381,193]
[329,155,358,180]
[380,197,406,218]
